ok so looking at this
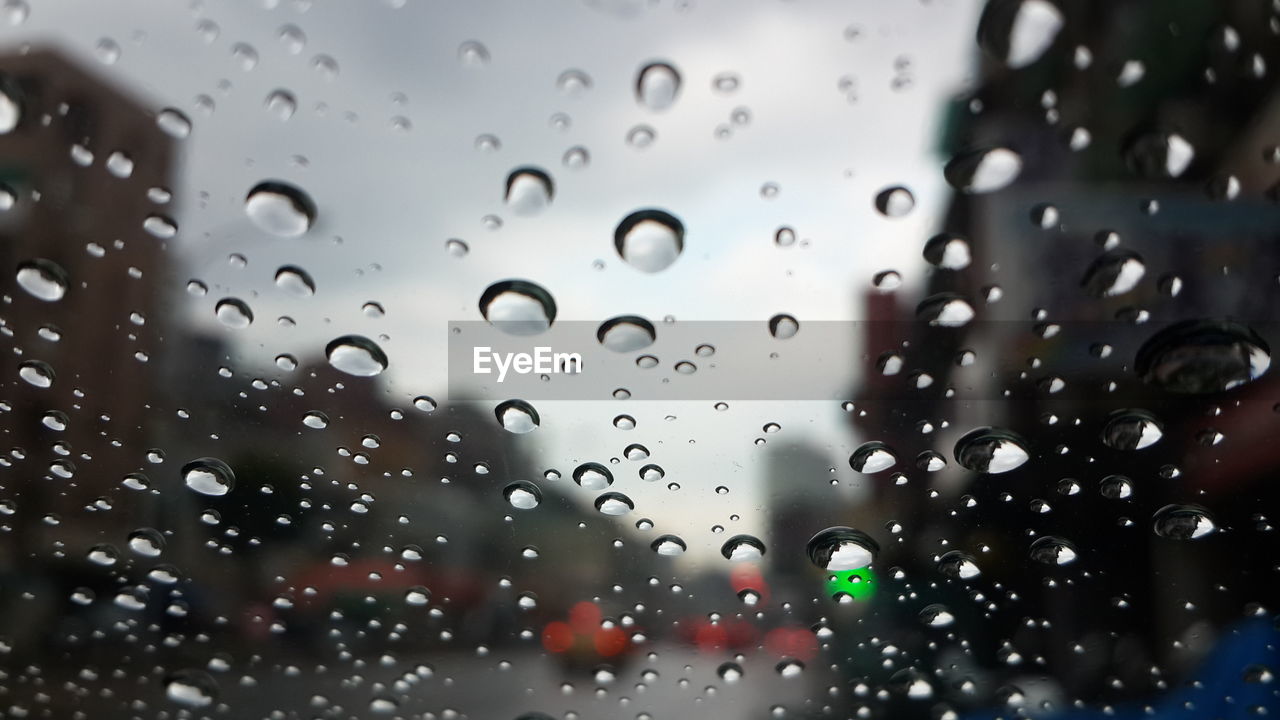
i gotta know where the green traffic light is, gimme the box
[825,567,877,601]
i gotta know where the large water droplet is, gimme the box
[496,399,540,433]
[944,147,1022,193]
[1134,320,1270,393]
[16,259,68,301]
[18,359,54,388]
[1124,130,1195,179]
[598,316,656,352]
[245,181,315,237]
[954,427,1030,473]
[503,481,542,510]
[325,335,389,377]
[977,0,1064,69]
[181,457,234,497]
[806,527,879,571]
[156,108,191,138]
[573,462,614,490]
[636,61,681,111]
[1028,536,1078,565]
[165,670,218,707]
[504,167,554,215]
[127,528,165,557]
[651,534,687,556]
[923,234,972,270]
[1081,250,1145,297]
[849,441,897,473]
[937,550,981,579]
[1153,504,1216,539]
[595,491,634,516]
[615,210,684,273]
[768,314,800,339]
[1101,409,1163,450]
[917,294,975,326]
[874,186,915,217]
[265,89,296,121]
[479,280,557,335]
[919,604,955,627]
[720,534,766,561]
[275,265,316,297]
[214,298,254,328]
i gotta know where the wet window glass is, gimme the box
[0,0,1278,718]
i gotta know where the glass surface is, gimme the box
[0,0,1278,718]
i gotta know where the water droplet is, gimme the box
[504,167,554,215]
[1135,320,1270,393]
[557,69,592,96]
[923,234,972,270]
[16,259,68,301]
[1153,504,1216,539]
[2,1,28,26]
[156,108,191,138]
[954,427,1030,473]
[1029,536,1078,566]
[265,89,296,120]
[562,146,590,169]
[917,294,975,326]
[937,550,981,579]
[245,181,315,237]
[944,147,1022,193]
[573,462,613,490]
[614,210,684,273]
[636,61,681,110]
[1096,475,1133,501]
[274,265,315,297]
[302,411,329,429]
[215,298,254,328]
[595,491,634,516]
[458,40,490,66]
[916,450,948,472]
[626,124,656,149]
[181,457,234,496]
[768,314,799,339]
[127,528,165,557]
[718,661,744,683]
[496,399,539,433]
[651,534,686,556]
[143,214,178,238]
[920,604,955,627]
[776,659,805,678]
[277,24,306,54]
[806,527,879,571]
[479,280,557,335]
[875,186,915,217]
[1124,130,1195,179]
[598,316,656,352]
[1101,409,1163,450]
[849,441,897,473]
[720,534,766,561]
[325,335,389,377]
[1082,250,1145,297]
[977,0,1063,68]
[503,481,542,510]
[18,359,54,388]
[165,670,218,707]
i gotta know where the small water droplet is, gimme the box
[874,186,915,217]
[503,481,542,510]
[504,167,554,215]
[944,147,1022,193]
[651,534,686,556]
[595,491,634,516]
[215,298,254,328]
[598,316,656,352]
[1029,536,1078,565]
